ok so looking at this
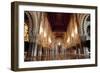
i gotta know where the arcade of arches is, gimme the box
[24,11,90,61]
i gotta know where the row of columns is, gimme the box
[25,43,90,61]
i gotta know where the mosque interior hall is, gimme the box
[24,11,90,61]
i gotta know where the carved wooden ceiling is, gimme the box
[47,12,71,32]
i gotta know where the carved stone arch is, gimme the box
[29,12,43,42]
[25,12,34,43]
[79,14,90,41]
[83,15,90,40]
[25,12,42,41]
[79,14,87,36]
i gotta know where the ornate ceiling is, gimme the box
[47,12,71,32]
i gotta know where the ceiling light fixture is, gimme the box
[71,32,74,37]
[67,37,70,43]
[58,42,61,45]
[48,37,52,43]
[39,26,43,34]
[75,26,78,34]
[44,31,47,37]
